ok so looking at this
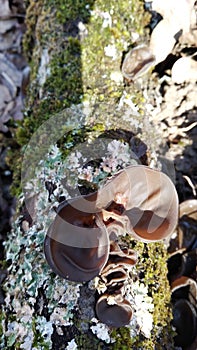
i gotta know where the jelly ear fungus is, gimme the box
[44,165,179,327]
[44,192,110,282]
[97,165,179,242]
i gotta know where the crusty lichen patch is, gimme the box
[1,0,175,349]
[1,136,174,349]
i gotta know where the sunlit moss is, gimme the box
[110,327,135,349]
[2,0,175,348]
[110,238,174,349]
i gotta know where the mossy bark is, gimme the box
[1,1,175,349]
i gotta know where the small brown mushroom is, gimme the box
[97,165,178,242]
[96,293,133,328]
[44,193,110,282]
[43,164,179,328]
[95,241,137,327]
[101,241,137,277]
[44,164,178,299]
[121,44,155,81]
[100,241,137,291]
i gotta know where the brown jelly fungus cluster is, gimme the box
[44,165,179,327]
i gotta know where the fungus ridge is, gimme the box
[44,165,179,326]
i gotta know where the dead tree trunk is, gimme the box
[0,1,176,349]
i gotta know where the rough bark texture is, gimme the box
[0,1,177,349]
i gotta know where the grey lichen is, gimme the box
[1,0,175,348]
[2,130,173,348]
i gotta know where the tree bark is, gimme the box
[0,1,175,349]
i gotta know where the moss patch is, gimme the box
[1,0,175,349]
[108,239,174,350]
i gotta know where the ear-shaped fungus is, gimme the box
[95,241,137,327]
[97,165,178,242]
[121,45,155,81]
[44,193,109,282]
[96,293,133,328]
[100,241,137,287]
[44,164,179,328]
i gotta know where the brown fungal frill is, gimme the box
[44,192,110,282]
[95,241,137,327]
[121,44,155,81]
[168,198,197,254]
[95,293,133,328]
[96,165,178,242]
[44,165,179,326]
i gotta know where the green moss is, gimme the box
[76,332,106,350]
[3,0,175,348]
[21,0,93,145]
[110,328,135,349]
[42,38,83,106]
[22,0,43,60]
[32,321,51,350]
[80,0,148,125]
[138,243,173,348]
[17,39,83,146]
[10,0,94,194]
[111,238,174,349]
[73,239,174,350]
[12,0,148,192]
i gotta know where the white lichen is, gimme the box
[2,108,155,348]
[126,280,154,339]
[104,44,117,60]
[65,338,78,350]
[2,143,82,348]
[90,318,111,343]
[90,276,154,344]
